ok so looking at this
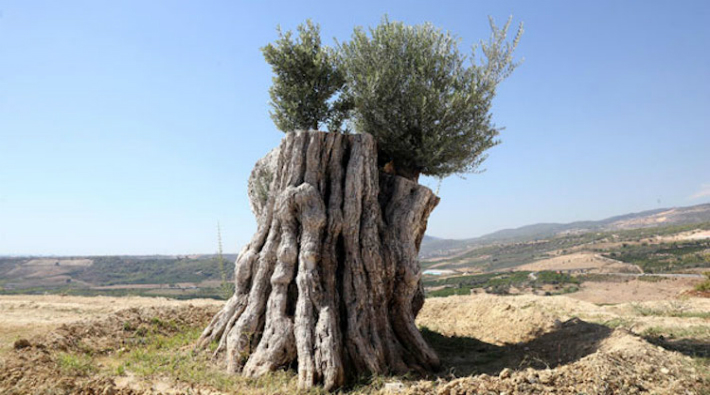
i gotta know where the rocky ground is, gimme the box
[0,294,707,394]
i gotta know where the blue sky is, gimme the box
[1,1,709,255]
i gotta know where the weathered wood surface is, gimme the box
[197,131,439,390]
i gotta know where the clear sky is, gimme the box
[1,1,709,255]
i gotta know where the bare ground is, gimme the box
[570,277,703,304]
[659,229,710,242]
[0,294,707,394]
[0,295,221,355]
[515,252,642,274]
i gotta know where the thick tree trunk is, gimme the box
[197,131,440,391]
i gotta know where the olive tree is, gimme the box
[199,17,521,391]
[339,17,522,180]
[262,20,345,132]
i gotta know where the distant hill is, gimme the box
[2,203,709,298]
[0,254,238,299]
[420,203,710,259]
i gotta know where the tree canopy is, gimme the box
[262,17,522,180]
[262,20,344,132]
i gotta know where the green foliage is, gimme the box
[637,275,665,283]
[630,301,710,319]
[642,325,710,339]
[338,16,522,179]
[599,317,634,330]
[427,286,473,298]
[485,270,532,288]
[55,352,96,376]
[262,20,345,132]
[425,270,578,298]
[261,16,522,179]
[603,239,710,273]
[422,272,498,287]
[535,270,580,285]
[696,272,710,292]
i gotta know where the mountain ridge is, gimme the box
[421,202,710,259]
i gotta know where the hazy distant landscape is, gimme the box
[419,203,710,299]
[421,202,710,260]
[0,255,237,299]
[2,203,709,301]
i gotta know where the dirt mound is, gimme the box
[408,329,703,394]
[41,304,217,353]
[417,294,601,345]
[1,347,135,395]
[0,295,222,354]
[0,304,219,394]
[414,294,707,394]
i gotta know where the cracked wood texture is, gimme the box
[197,131,440,390]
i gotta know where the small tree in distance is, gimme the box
[262,20,345,132]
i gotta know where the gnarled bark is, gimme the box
[197,130,439,390]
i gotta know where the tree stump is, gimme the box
[197,130,440,390]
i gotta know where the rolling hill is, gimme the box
[2,203,709,298]
[420,203,710,260]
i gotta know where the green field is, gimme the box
[602,239,710,273]
[425,270,579,298]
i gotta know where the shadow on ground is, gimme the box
[645,336,710,359]
[421,318,613,377]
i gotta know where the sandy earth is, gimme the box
[0,295,221,354]
[659,229,710,242]
[0,280,700,353]
[570,277,703,304]
[515,252,642,274]
[413,294,709,393]
[0,293,708,394]
[418,293,710,342]
[610,208,685,229]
